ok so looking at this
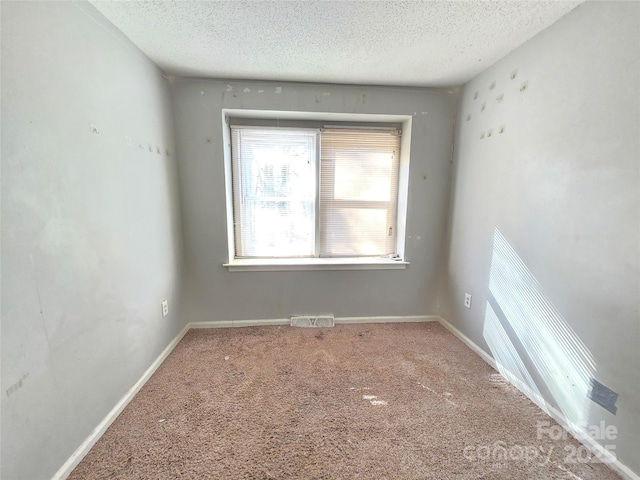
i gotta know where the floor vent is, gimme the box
[291,315,335,328]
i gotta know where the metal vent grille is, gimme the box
[291,315,335,328]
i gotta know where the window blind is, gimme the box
[319,128,400,257]
[231,127,317,258]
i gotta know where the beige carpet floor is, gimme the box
[69,322,620,479]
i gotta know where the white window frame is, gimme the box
[222,109,412,271]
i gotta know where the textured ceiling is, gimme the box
[90,0,583,87]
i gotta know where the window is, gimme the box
[223,111,411,271]
[231,127,317,258]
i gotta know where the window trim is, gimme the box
[222,109,413,271]
[223,257,409,272]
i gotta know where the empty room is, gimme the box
[1,1,638,479]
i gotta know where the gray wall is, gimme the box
[442,1,639,474]
[172,80,457,323]
[1,2,184,479]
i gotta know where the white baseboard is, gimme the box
[190,318,290,328]
[434,315,498,369]
[51,323,191,480]
[190,315,438,329]
[336,315,438,324]
[436,316,639,480]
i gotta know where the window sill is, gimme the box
[223,257,409,272]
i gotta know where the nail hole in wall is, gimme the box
[487,129,493,137]
[499,125,506,134]
[480,131,486,139]
[466,114,472,121]
[520,81,528,92]
[473,91,479,100]
[496,93,504,103]
[480,102,486,112]
[511,69,518,80]
[489,81,496,90]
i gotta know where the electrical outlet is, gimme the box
[464,293,472,309]
[162,300,168,317]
